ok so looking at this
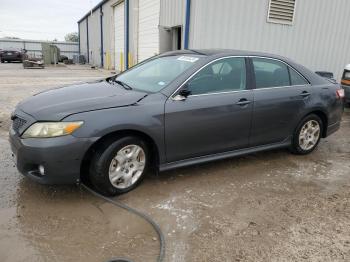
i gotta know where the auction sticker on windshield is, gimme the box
[177,56,199,63]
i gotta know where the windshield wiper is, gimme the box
[114,80,133,90]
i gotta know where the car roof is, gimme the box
[162,49,287,60]
[159,49,329,88]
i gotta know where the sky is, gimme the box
[0,0,101,41]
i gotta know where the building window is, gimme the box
[267,0,296,25]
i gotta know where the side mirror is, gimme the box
[179,89,191,97]
[173,88,191,101]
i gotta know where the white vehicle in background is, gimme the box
[341,64,350,106]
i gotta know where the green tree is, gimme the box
[64,32,79,42]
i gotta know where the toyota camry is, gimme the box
[9,50,344,195]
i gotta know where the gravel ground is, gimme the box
[0,63,349,262]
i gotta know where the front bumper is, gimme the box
[9,128,98,185]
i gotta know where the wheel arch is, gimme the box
[80,129,160,182]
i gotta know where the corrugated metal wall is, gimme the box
[0,40,24,49]
[189,0,350,79]
[80,0,136,70]
[0,38,79,59]
[138,0,160,62]
[78,0,350,77]
[159,0,185,28]
[87,9,102,66]
[55,42,80,58]
[129,0,139,67]
[114,1,125,71]
[80,0,183,69]
[102,0,119,70]
[79,19,88,59]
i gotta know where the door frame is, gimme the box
[169,56,255,98]
[247,56,312,146]
[246,56,311,90]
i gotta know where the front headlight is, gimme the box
[22,121,84,138]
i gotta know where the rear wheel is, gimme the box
[88,136,149,196]
[290,114,323,155]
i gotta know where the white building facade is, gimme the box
[78,0,350,79]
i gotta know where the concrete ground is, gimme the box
[0,63,349,262]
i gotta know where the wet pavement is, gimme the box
[0,63,349,262]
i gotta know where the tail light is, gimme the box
[341,79,350,86]
[336,89,345,99]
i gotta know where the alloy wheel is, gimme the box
[298,120,321,151]
[108,144,146,189]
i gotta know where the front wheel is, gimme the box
[88,136,149,196]
[290,114,323,155]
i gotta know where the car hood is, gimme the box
[17,80,148,121]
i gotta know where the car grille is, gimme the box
[12,117,27,133]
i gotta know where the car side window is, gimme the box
[252,58,290,88]
[252,58,309,88]
[186,57,246,95]
[289,67,309,85]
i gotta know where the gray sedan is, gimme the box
[9,50,344,195]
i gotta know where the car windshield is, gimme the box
[116,55,204,93]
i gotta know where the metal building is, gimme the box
[78,0,350,79]
[78,0,161,70]
[0,38,79,59]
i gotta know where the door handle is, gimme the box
[300,91,311,98]
[236,98,251,106]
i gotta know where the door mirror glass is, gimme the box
[179,89,191,97]
[173,88,191,101]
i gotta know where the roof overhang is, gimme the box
[77,0,109,23]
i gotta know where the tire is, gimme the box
[290,114,323,155]
[88,136,149,196]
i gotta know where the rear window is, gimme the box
[290,68,308,85]
[252,58,308,88]
[253,58,290,88]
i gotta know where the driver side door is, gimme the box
[164,57,254,162]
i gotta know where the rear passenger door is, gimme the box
[249,57,310,146]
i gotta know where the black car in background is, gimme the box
[0,48,25,63]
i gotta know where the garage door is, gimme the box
[138,0,160,63]
[114,2,125,71]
